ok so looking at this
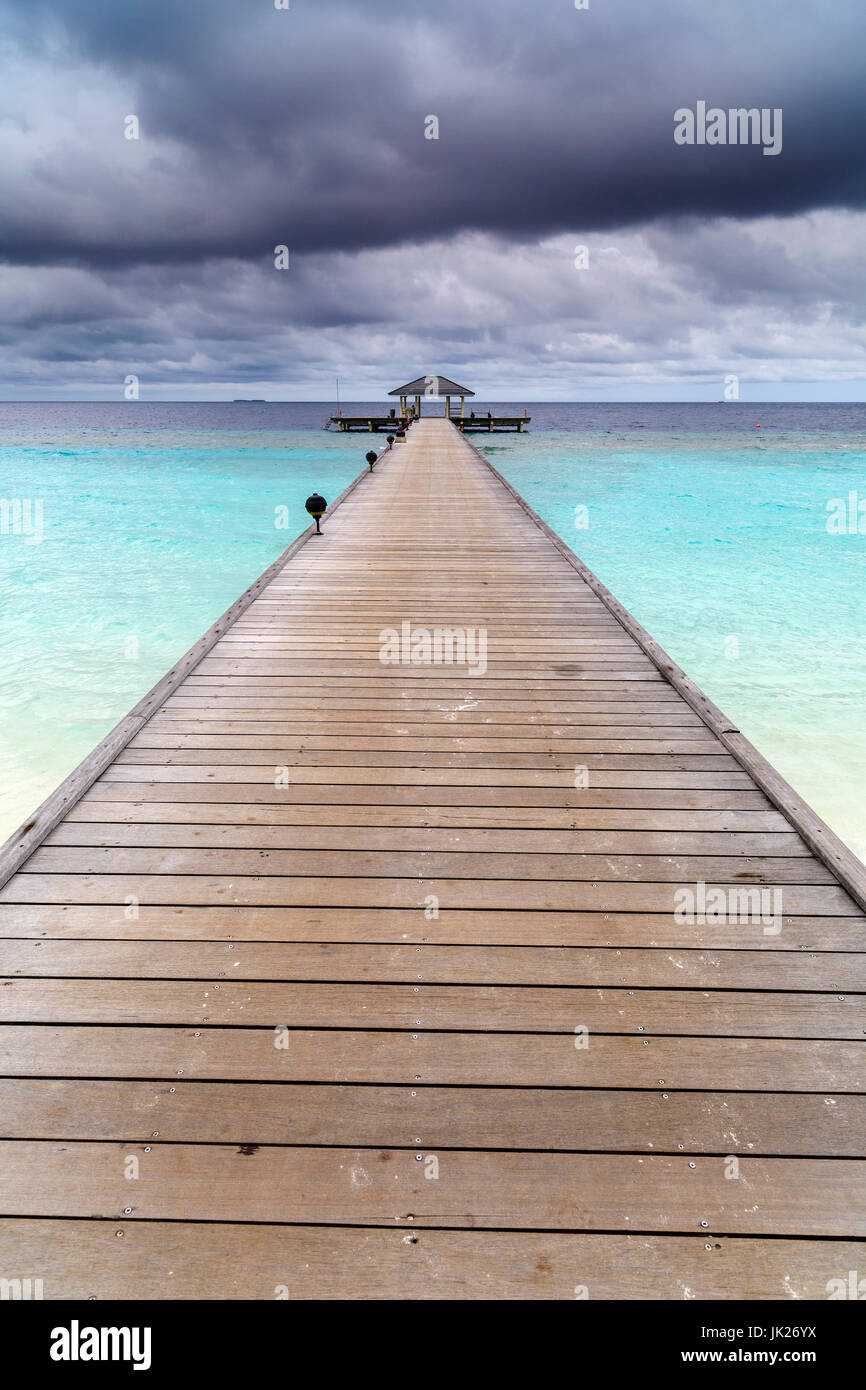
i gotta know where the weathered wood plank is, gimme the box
[0,1026,861,1090]
[42,822,813,857]
[78,781,774,807]
[62,802,797,832]
[113,749,744,770]
[0,1141,861,1235]
[2,979,861,1037]
[130,731,724,753]
[21,845,834,882]
[2,875,851,915]
[0,1219,856,1299]
[1,903,859,948]
[152,707,707,723]
[1,939,861,990]
[4,1080,862,1155]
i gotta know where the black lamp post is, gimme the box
[386,434,395,447]
[365,450,378,471]
[305,493,327,534]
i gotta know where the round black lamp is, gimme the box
[365,450,377,471]
[305,492,327,534]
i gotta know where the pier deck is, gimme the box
[454,414,530,432]
[330,413,530,432]
[329,414,407,431]
[0,417,864,1299]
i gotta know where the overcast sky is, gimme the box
[1,0,864,400]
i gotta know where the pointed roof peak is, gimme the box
[389,374,475,397]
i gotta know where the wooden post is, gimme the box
[415,394,421,418]
[460,396,465,417]
[445,395,451,419]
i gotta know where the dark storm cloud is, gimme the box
[0,0,864,269]
[3,214,864,397]
[1,0,865,397]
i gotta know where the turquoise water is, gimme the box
[482,428,866,860]
[0,428,362,838]
[1,406,864,863]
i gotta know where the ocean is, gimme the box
[1,400,864,859]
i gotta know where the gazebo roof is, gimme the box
[389,375,475,397]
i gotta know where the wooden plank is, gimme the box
[0,1141,862,1235]
[2,979,862,1037]
[1,904,860,949]
[2,940,861,990]
[193,662,662,678]
[112,750,744,770]
[78,781,773,806]
[45,821,812,857]
[4,1079,863,1155]
[148,712,711,728]
[0,1218,857,1299]
[3,876,851,915]
[0,1026,861,1090]
[170,678,676,693]
[164,689,683,705]
[131,730,724,752]
[98,763,754,784]
[156,704,701,719]
[65,800,795,831]
[21,846,834,883]
[212,639,640,651]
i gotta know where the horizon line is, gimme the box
[1,398,865,406]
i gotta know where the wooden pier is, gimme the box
[0,416,864,1299]
[329,413,530,433]
[329,413,407,432]
[455,413,530,432]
